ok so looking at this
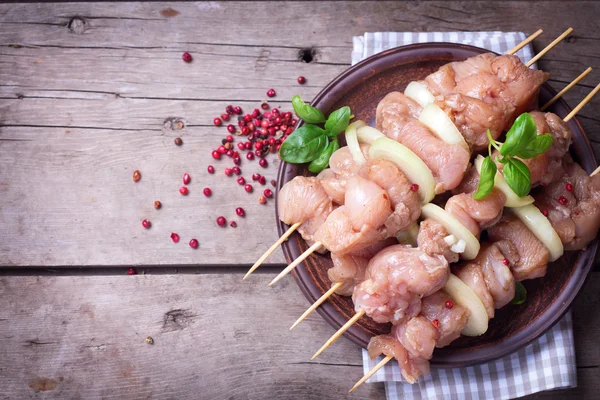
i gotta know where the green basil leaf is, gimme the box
[308,139,339,174]
[500,113,537,157]
[473,156,497,200]
[511,282,527,305]
[503,158,531,197]
[514,133,554,159]
[324,106,351,137]
[292,95,326,124]
[279,124,328,164]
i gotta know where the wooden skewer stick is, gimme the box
[268,241,323,286]
[563,83,600,122]
[349,355,393,393]
[506,29,543,55]
[290,282,344,330]
[311,309,366,360]
[526,27,573,67]
[541,67,593,111]
[243,222,302,280]
[591,166,600,177]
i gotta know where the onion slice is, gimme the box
[356,125,385,144]
[404,81,435,108]
[420,203,480,260]
[369,136,436,204]
[510,204,564,262]
[396,222,419,247]
[444,274,489,336]
[345,120,367,165]
[418,103,469,151]
[474,155,535,208]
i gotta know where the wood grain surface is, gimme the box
[0,2,599,399]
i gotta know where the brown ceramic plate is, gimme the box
[275,43,598,367]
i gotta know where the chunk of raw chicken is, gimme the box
[490,55,549,116]
[437,93,516,152]
[454,262,496,319]
[313,206,386,256]
[375,92,422,134]
[353,245,449,323]
[345,175,393,232]
[420,291,469,347]
[479,241,518,309]
[387,120,470,193]
[534,161,600,250]
[316,168,346,205]
[277,176,332,225]
[328,253,370,296]
[417,218,459,264]
[328,144,370,178]
[367,334,428,384]
[488,213,549,280]
[444,189,507,236]
[358,159,421,229]
[393,315,438,360]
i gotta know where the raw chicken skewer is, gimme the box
[541,67,593,111]
[350,94,600,391]
[526,28,573,67]
[288,62,593,331]
[247,29,555,278]
[505,29,544,55]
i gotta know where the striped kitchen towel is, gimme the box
[354,31,576,400]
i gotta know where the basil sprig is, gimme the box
[511,282,527,305]
[280,95,352,173]
[473,113,554,200]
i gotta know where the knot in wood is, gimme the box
[299,48,317,63]
[68,17,87,34]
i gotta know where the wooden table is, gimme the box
[1,2,599,399]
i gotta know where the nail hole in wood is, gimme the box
[298,48,317,63]
[68,17,87,34]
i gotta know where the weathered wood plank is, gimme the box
[0,272,598,399]
[0,273,384,399]
[1,1,599,267]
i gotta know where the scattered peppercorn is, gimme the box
[207,165,215,174]
[221,113,230,122]
[203,188,212,197]
[258,176,267,185]
[558,195,568,205]
[229,221,237,228]
[259,158,268,168]
[245,184,253,193]
[444,300,454,309]
[236,207,245,217]
[542,209,549,217]
[432,319,440,328]
[266,88,276,97]
[410,184,419,192]
[189,238,199,249]
[271,179,277,187]
[128,268,136,275]
[179,186,189,196]
[232,166,241,175]
[142,219,151,229]
[174,137,183,146]
[297,76,306,84]
[213,117,222,126]
[171,232,180,243]
[566,183,573,192]
[237,177,246,185]
[133,170,142,182]
[258,195,267,204]
[211,150,221,160]
[264,188,273,198]
[182,52,192,63]
[183,173,191,185]
[154,200,162,209]
[216,216,227,227]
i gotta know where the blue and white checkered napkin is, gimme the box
[353,32,577,399]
